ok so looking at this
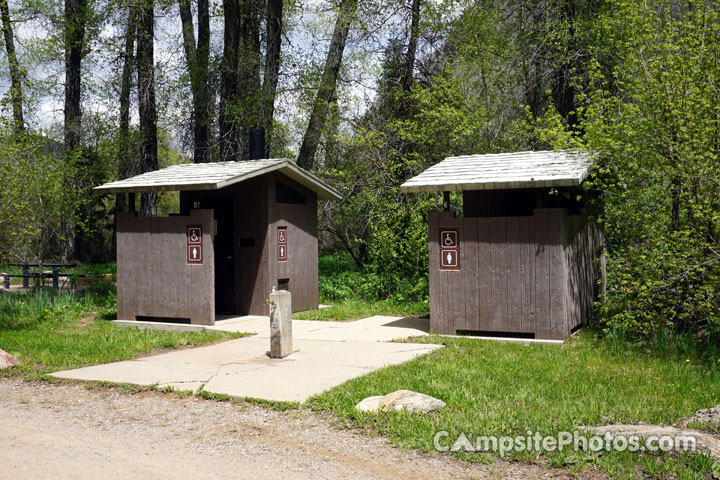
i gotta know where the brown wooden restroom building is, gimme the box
[401,151,605,340]
[95,159,341,326]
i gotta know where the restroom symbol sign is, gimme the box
[277,226,287,262]
[187,225,203,264]
[440,230,457,248]
[441,249,458,268]
[438,228,460,270]
[188,227,202,244]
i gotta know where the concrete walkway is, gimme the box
[52,316,441,403]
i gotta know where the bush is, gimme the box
[317,251,429,304]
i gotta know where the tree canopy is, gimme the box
[0,0,717,346]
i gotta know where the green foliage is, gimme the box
[197,388,232,402]
[294,298,428,322]
[295,252,428,321]
[319,16,537,299]
[0,132,73,263]
[532,0,720,347]
[243,396,300,411]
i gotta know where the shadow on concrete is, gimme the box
[381,317,430,333]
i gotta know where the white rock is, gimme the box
[355,390,445,414]
[0,349,20,369]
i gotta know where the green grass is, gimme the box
[0,262,117,275]
[298,252,429,321]
[295,298,428,321]
[244,396,301,411]
[306,332,720,479]
[0,288,247,379]
[0,264,23,275]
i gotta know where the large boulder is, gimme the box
[356,390,445,414]
[0,349,20,369]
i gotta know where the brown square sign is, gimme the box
[187,225,203,264]
[439,228,460,270]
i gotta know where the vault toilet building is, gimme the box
[401,150,605,340]
[95,159,340,326]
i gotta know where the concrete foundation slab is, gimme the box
[53,315,439,403]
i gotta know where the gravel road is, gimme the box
[0,378,598,479]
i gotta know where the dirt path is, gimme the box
[0,378,596,479]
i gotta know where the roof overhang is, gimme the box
[94,159,341,201]
[400,150,596,193]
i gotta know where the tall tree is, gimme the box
[297,0,358,170]
[64,0,87,151]
[260,0,283,158]
[0,0,24,135]
[117,5,136,214]
[112,5,136,256]
[218,0,241,161]
[62,0,87,259]
[551,0,579,126]
[179,0,211,163]
[237,0,261,159]
[137,0,158,216]
[400,0,420,92]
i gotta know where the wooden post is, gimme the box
[22,263,28,289]
[52,268,59,289]
[3,274,9,289]
[268,288,293,358]
[443,191,450,211]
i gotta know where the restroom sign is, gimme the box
[439,228,460,270]
[187,225,203,264]
[277,226,287,262]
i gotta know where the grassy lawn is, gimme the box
[295,252,429,321]
[295,298,428,321]
[0,288,246,379]
[307,333,720,479]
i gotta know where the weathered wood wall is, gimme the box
[267,172,319,313]
[564,208,604,334]
[116,209,215,325]
[232,177,269,316]
[428,207,603,340]
[180,173,319,316]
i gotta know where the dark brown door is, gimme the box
[213,200,236,314]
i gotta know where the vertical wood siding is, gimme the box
[267,172,319,313]
[117,209,215,325]
[180,174,320,316]
[564,208,605,332]
[428,208,603,340]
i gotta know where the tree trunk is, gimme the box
[218,0,241,162]
[64,0,86,151]
[113,6,136,258]
[400,0,420,92]
[296,0,357,170]
[117,6,136,213]
[237,0,262,160]
[62,0,87,259]
[137,0,158,216]
[552,0,577,126]
[260,0,283,158]
[0,0,23,135]
[179,0,211,163]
